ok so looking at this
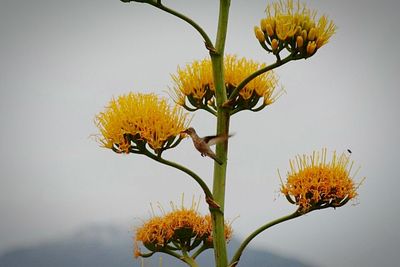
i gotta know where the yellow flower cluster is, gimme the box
[254,0,336,57]
[135,205,232,257]
[225,55,279,105]
[280,149,360,212]
[171,55,279,113]
[95,93,190,154]
[171,58,214,105]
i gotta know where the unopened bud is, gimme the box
[296,36,304,48]
[308,28,316,41]
[271,39,279,51]
[266,24,274,37]
[261,19,267,32]
[254,26,266,42]
[301,30,307,41]
[306,41,317,55]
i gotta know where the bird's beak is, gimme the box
[180,129,189,138]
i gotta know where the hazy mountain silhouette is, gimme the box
[0,223,314,267]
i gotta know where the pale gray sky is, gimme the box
[1,0,399,266]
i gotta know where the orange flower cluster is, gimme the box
[135,206,232,257]
[280,149,361,212]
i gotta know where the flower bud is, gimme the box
[271,39,279,51]
[301,29,307,41]
[266,23,274,37]
[296,36,304,48]
[306,41,317,55]
[308,27,317,41]
[254,26,266,42]
[260,18,267,32]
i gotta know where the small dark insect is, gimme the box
[347,149,352,154]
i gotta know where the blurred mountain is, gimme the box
[0,223,314,267]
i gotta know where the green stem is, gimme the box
[159,247,182,259]
[183,258,199,267]
[214,0,231,55]
[227,54,293,104]
[229,210,301,266]
[146,1,215,52]
[181,252,199,267]
[143,150,213,201]
[209,1,231,267]
[210,108,230,267]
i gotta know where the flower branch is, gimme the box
[230,209,302,266]
[159,247,189,264]
[141,148,215,208]
[120,0,215,53]
[181,249,199,267]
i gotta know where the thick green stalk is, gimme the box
[229,210,301,265]
[210,106,230,267]
[210,1,231,267]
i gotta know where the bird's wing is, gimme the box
[203,135,218,145]
[204,134,232,146]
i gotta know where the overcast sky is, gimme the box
[1,0,399,266]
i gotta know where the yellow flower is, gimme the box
[256,0,336,56]
[95,93,190,154]
[135,216,173,249]
[170,55,280,113]
[280,148,363,213]
[225,55,279,104]
[171,58,214,104]
[134,200,232,257]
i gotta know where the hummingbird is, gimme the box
[182,127,233,165]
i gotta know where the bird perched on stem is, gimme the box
[182,127,233,165]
